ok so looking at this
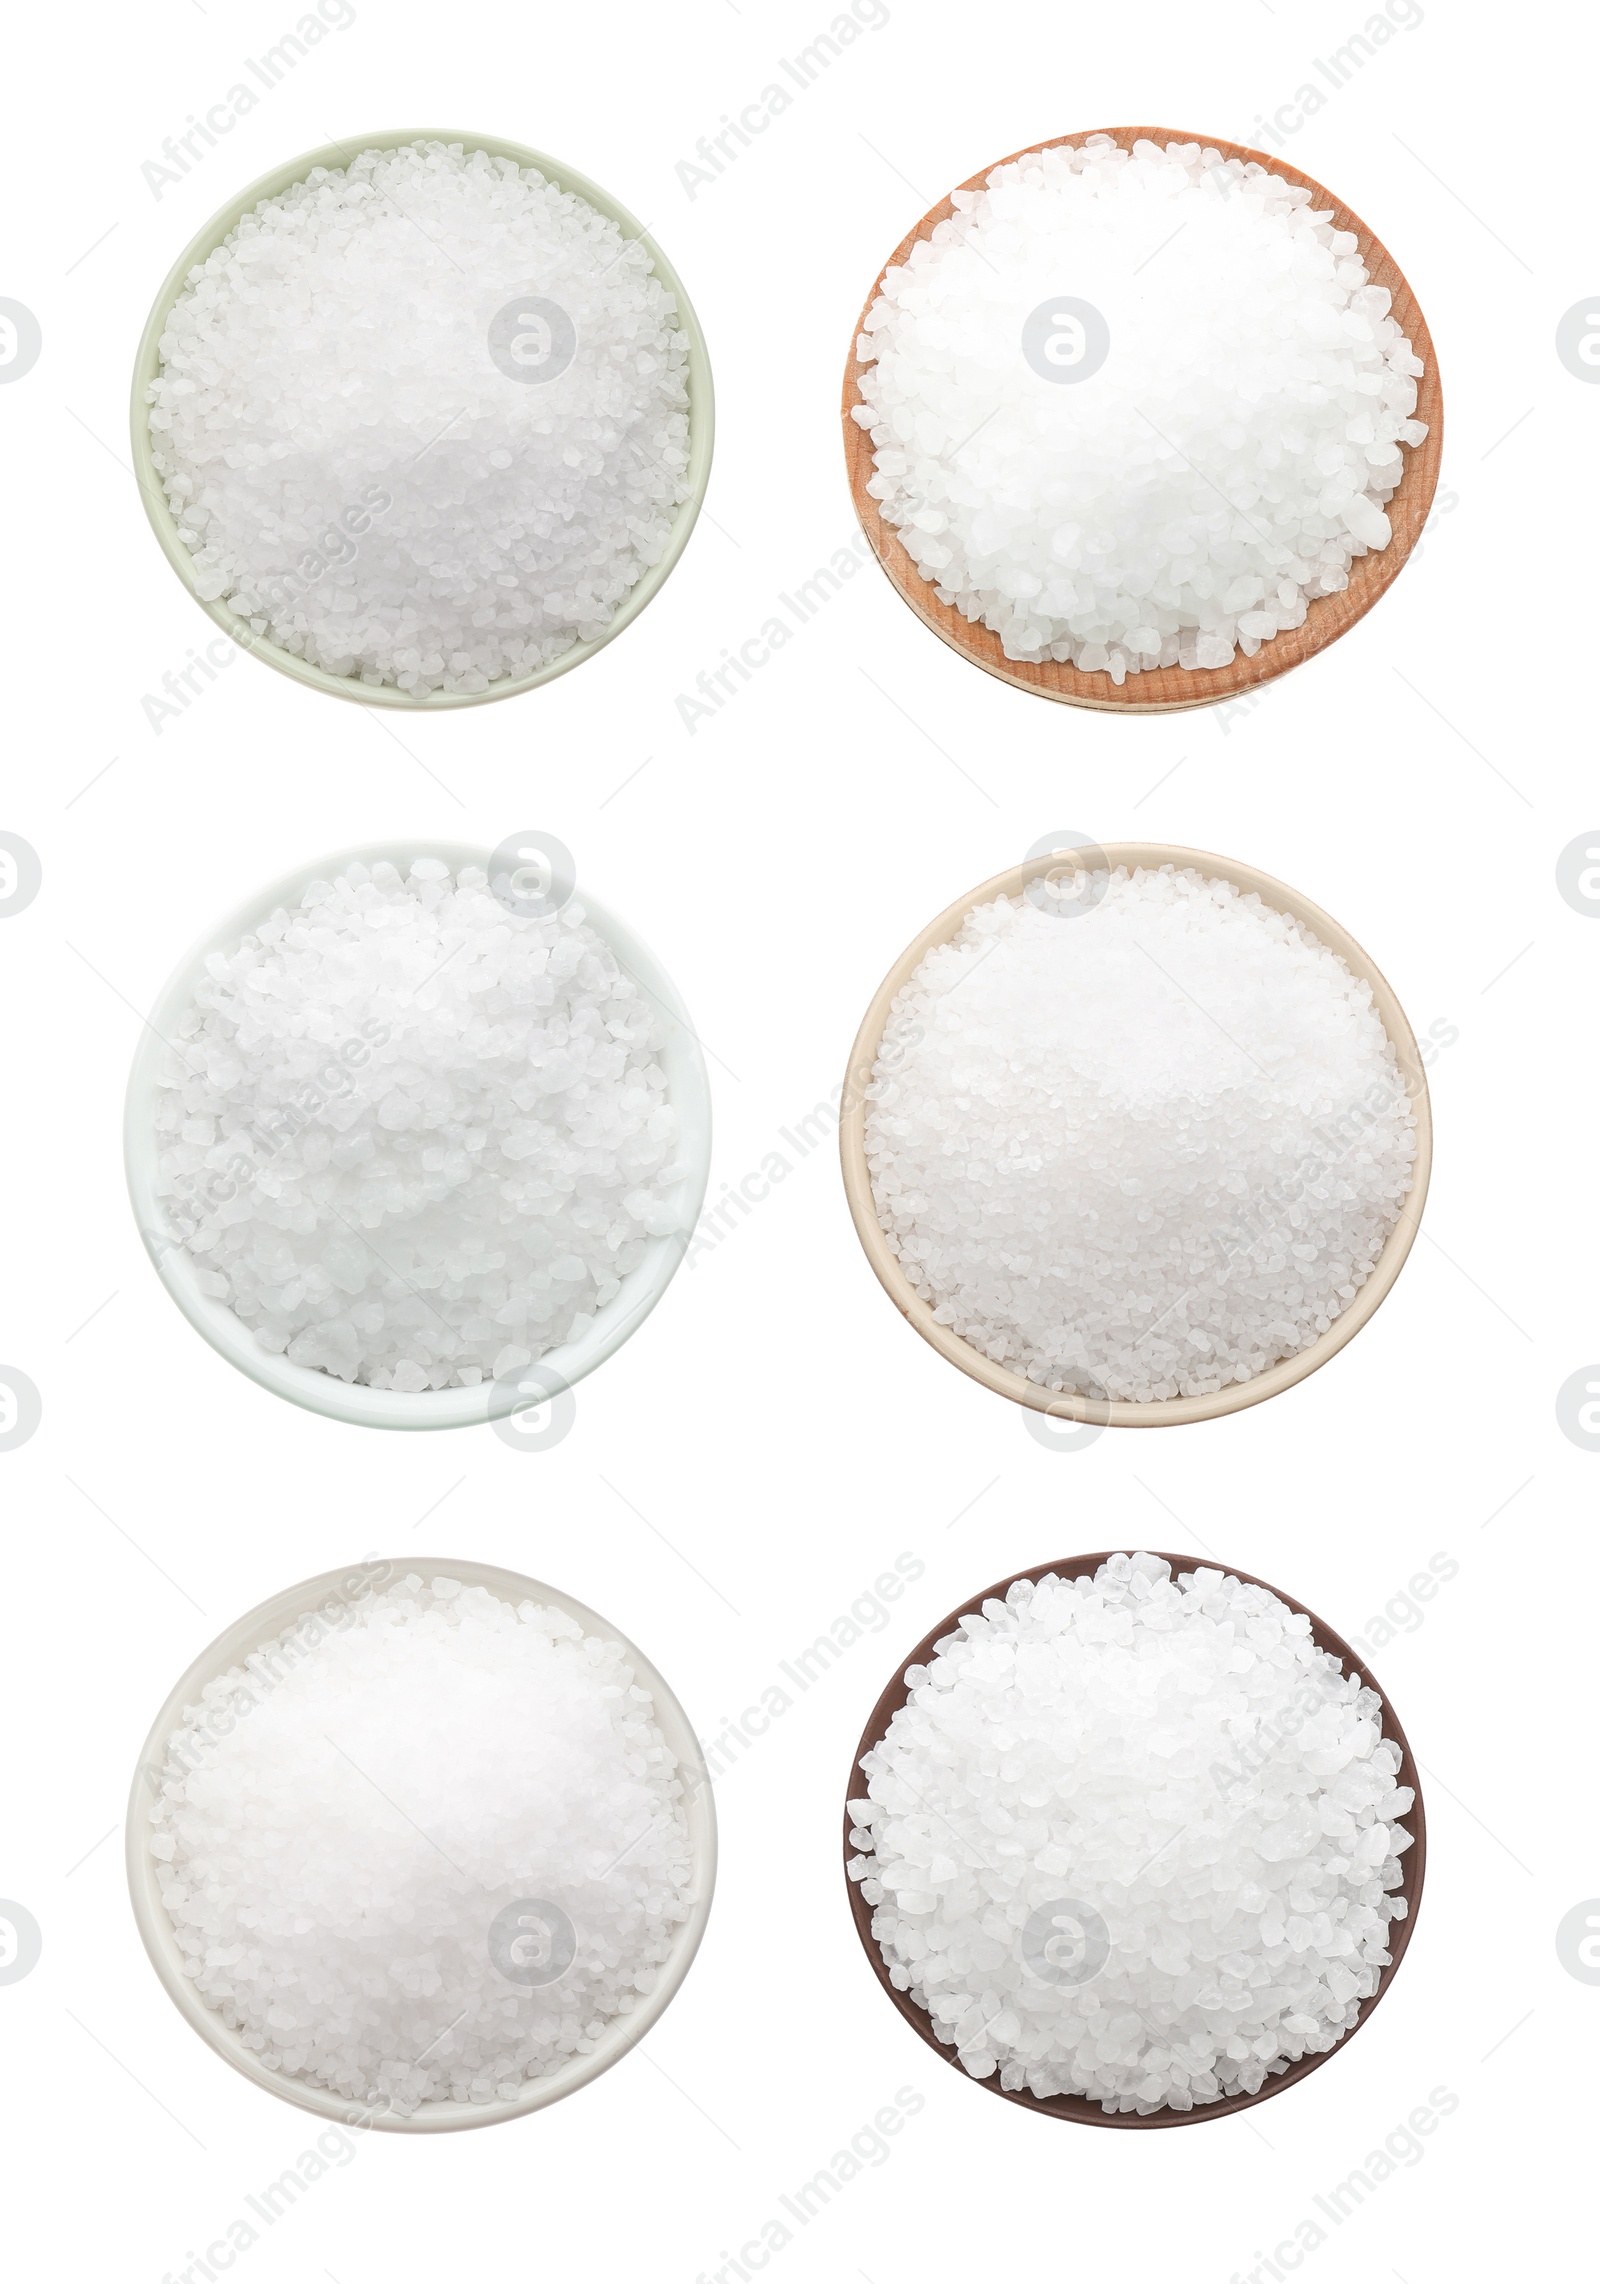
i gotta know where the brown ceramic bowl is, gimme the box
[842,126,1443,713]
[843,1550,1425,2128]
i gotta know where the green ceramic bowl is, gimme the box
[129,128,715,710]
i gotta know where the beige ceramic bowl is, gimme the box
[839,844,1431,1427]
[127,1558,716,2131]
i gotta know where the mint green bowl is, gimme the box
[129,129,715,710]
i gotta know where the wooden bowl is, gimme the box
[843,1549,1425,2128]
[839,844,1432,1428]
[841,127,1443,713]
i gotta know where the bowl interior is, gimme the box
[842,125,1443,714]
[839,843,1432,1427]
[131,128,715,710]
[128,1557,717,2132]
[125,842,712,1429]
[844,1549,1425,2127]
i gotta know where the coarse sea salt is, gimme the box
[852,135,1429,680]
[147,140,691,695]
[864,866,1416,1404]
[153,857,684,1392]
[148,1574,696,2113]
[848,1553,1414,2114]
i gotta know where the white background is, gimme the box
[0,1,1591,2278]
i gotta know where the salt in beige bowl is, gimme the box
[838,844,1431,1428]
[126,1557,717,2131]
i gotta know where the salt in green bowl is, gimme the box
[129,128,715,710]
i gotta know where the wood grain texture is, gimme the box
[843,1549,1426,2129]
[842,126,1443,713]
[838,845,1432,1427]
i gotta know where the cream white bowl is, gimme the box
[125,842,712,1429]
[126,1558,718,2132]
[840,844,1431,1427]
[130,128,715,711]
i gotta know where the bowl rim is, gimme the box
[124,839,712,1430]
[127,1556,718,2132]
[129,126,715,710]
[843,1547,1425,2128]
[838,842,1432,1427]
[841,123,1443,714]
